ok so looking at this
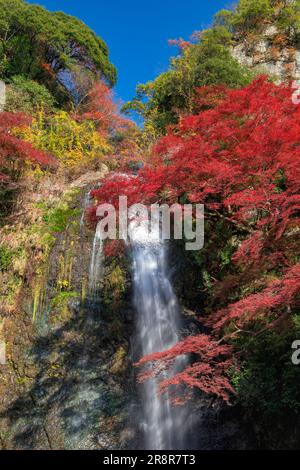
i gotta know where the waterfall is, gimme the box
[80,191,103,296]
[88,221,103,295]
[0,80,6,112]
[80,191,92,229]
[86,197,190,449]
[130,221,188,450]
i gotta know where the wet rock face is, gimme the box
[190,398,257,450]
[0,80,5,112]
[0,188,137,450]
[70,167,109,189]
[231,26,300,82]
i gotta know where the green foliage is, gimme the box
[0,0,116,105]
[214,9,235,29]
[103,264,126,304]
[230,0,273,32]
[124,26,252,134]
[215,0,300,36]
[277,1,300,36]
[220,243,235,269]
[232,320,300,417]
[274,168,287,193]
[19,109,111,171]
[124,0,300,135]
[102,258,127,316]
[192,30,251,87]
[192,218,237,278]
[5,75,56,113]
[51,291,78,309]
[42,206,81,233]
[0,244,14,271]
[49,291,78,325]
[0,186,16,221]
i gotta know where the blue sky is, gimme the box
[26,0,230,105]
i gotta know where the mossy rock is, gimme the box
[0,245,14,271]
[49,291,79,325]
[109,347,128,375]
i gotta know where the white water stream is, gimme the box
[88,221,103,295]
[130,219,188,450]
[87,204,189,449]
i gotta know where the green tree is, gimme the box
[5,75,56,113]
[0,0,116,105]
[124,27,252,134]
[230,0,273,32]
[215,0,300,37]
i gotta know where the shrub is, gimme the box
[42,206,81,233]
[0,245,14,271]
[19,109,111,171]
[0,0,116,105]
[124,26,252,134]
[5,75,56,113]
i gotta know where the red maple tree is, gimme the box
[91,77,300,401]
[75,80,140,168]
[136,335,234,403]
[77,80,132,134]
[0,112,55,182]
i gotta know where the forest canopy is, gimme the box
[0,0,117,105]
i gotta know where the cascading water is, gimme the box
[85,191,190,449]
[130,221,188,450]
[89,221,103,295]
[80,191,92,229]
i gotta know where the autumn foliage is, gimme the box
[78,81,127,133]
[15,80,140,174]
[92,77,300,402]
[136,335,234,403]
[0,112,54,182]
[77,81,141,167]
